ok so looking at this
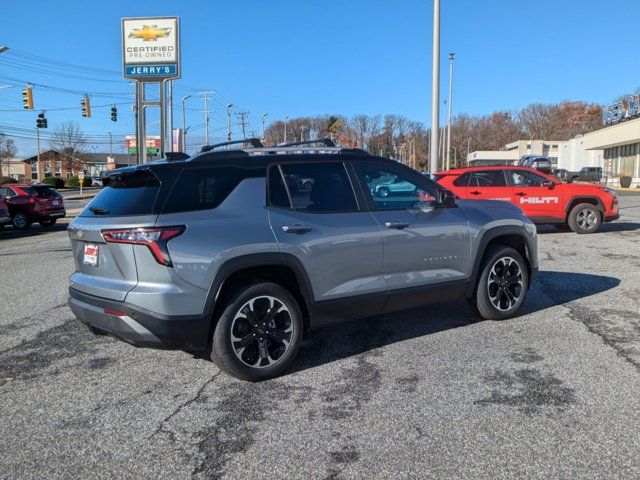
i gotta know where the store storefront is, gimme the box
[584,107,640,187]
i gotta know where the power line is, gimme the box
[235,111,250,140]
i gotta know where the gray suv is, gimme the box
[68,141,538,381]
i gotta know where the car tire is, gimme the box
[471,245,529,321]
[210,282,303,382]
[568,203,601,234]
[379,187,390,198]
[40,219,57,227]
[570,177,578,183]
[12,212,31,230]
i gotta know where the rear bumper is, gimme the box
[68,287,210,350]
[605,214,620,222]
[35,211,66,220]
[0,215,10,225]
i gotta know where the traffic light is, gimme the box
[110,106,117,122]
[36,112,47,128]
[21,85,34,110]
[81,96,91,117]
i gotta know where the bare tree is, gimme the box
[49,121,87,175]
[0,133,17,178]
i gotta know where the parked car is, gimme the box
[370,175,419,197]
[518,155,553,175]
[0,194,11,229]
[0,183,66,230]
[435,166,619,234]
[565,166,603,183]
[68,143,538,381]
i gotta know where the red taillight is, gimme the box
[101,226,185,267]
[104,307,126,316]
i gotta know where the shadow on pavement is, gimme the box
[537,222,640,234]
[289,270,620,374]
[0,223,68,240]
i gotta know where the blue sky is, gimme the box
[1,0,638,156]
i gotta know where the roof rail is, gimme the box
[278,138,336,148]
[243,146,370,156]
[200,138,263,152]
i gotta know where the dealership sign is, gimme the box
[125,135,161,154]
[603,94,640,125]
[121,17,180,80]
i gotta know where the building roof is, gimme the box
[20,150,136,165]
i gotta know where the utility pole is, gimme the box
[261,113,268,143]
[168,81,174,152]
[446,52,454,170]
[467,137,471,162]
[284,115,289,144]
[430,0,440,174]
[236,111,249,140]
[198,91,215,145]
[108,132,113,158]
[35,127,41,181]
[226,104,233,146]
[182,95,191,152]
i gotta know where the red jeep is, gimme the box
[0,184,66,230]
[435,166,619,234]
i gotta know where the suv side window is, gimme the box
[162,166,264,214]
[354,162,438,211]
[509,170,548,187]
[470,170,507,187]
[277,162,358,213]
[453,172,471,187]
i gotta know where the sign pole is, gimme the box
[160,80,167,158]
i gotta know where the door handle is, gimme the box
[385,221,410,229]
[282,224,312,234]
[515,192,527,197]
[470,191,481,195]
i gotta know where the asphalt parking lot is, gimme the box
[1,195,639,479]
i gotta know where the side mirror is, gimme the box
[543,180,555,189]
[438,189,456,207]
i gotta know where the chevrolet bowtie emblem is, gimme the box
[129,25,171,41]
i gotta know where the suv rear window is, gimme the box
[81,169,160,217]
[23,186,58,197]
[161,166,263,214]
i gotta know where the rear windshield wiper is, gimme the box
[89,206,109,215]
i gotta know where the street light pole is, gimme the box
[446,52,454,170]
[284,115,289,144]
[182,95,191,152]
[261,113,268,143]
[226,104,233,147]
[429,0,440,174]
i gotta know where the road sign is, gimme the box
[122,17,180,81]
[78,172,85,180]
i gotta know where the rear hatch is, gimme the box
[68,168,163,301]
[23,185,64,212]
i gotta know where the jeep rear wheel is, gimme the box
[211,282,303,381]
[471,245,529,320]
[568,203,601,234]
[12,212,31,230]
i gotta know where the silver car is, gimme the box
[68,142,538,381]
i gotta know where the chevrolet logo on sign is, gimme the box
[128,25,172,41]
